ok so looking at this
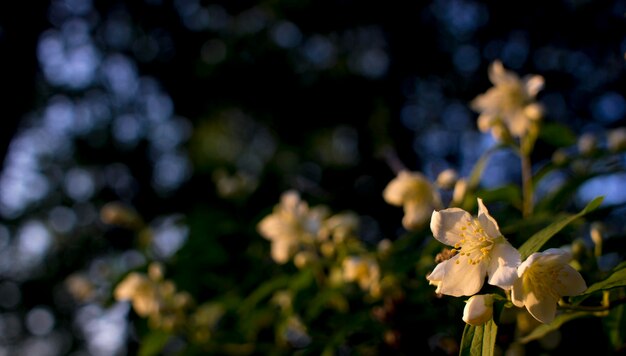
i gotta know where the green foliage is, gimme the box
[520,312,590,344]
[571,263,626,304]
[105,61,625,355]
[518,196,604,260]
[459,319,498,356]
[604,302,626,351]
[55,48,625,356]
[539,122,578,148]
[3,2,625,355]
[138,330,173,356]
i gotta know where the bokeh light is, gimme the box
[0,0,624,354]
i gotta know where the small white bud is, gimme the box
[452,179,468,206]
[462,294,494,326]
[436,169,458,190]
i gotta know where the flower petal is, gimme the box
[524,74,544,98]
[486,241,521,289]
[271,240,295,264]
[511,276,525,308]
[541,248,573,263]
[114,272,148,301]
[525,290,559,324]
[403,200,433,230]
[476,198,502,239]
[257,215,282,241]
[507,110,530,137]
[435,257,486,297]
[382,173,408,206]
[477,113,496,132]
[383,171,432,206]
[427,260,445,282]
[555,264,587,296]
[488,60,519,86]
[430,208,473,246]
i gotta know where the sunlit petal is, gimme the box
[511,276,525,308]
[486,242,521,289]
[403,200,433,230]
[511,248,588,324]
[488,60,518,86]
[508,111,529,137]
[555,265,587,296]
[477,113,496,132]
[383,171,419,201]
[524,75,545,98]
[437,257,486,297]
[476,198,502,239]
[526,291,559,324]
[271,239,294,264]
[430,208,472,246]
[426,260,446,283]
[540,248,573,264]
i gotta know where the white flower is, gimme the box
[426,198,521,297]
[511,248,587,324]
[257,190,328,264]
[343,256,381,297]
[463,294,494,326]
[319,211,360,243]
[383,170,442,231]
[114,272,158,317]
[471,60,544,138]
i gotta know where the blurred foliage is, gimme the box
[0,0,625,355]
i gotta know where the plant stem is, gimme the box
[521,152,533,218]
[558,296,626,313]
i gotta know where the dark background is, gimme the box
[0,0,624,354]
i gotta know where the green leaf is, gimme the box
[306,289,348,319]
[518,196,604,260]
[611,261,626,272]
[570,266,626,304]
[534,174,599,213]
[459,319,497,356]
[539,122,577,147]
[138,330,172,356]
[289,267,315,292]
[238,275,291,315]
[520,312,590,344]
[604,301,626,351]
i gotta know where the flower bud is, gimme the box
[551,148,570,166]
[590,222,604,257]
[451,178,468,206]
[607,127,626,152]
[462,294,494,326]
[577,132,597,156]
[148,262,164,281]
[436,169,458,190]
[377,238,393,257]
[100,202,143,229]
[294,251,315,269]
